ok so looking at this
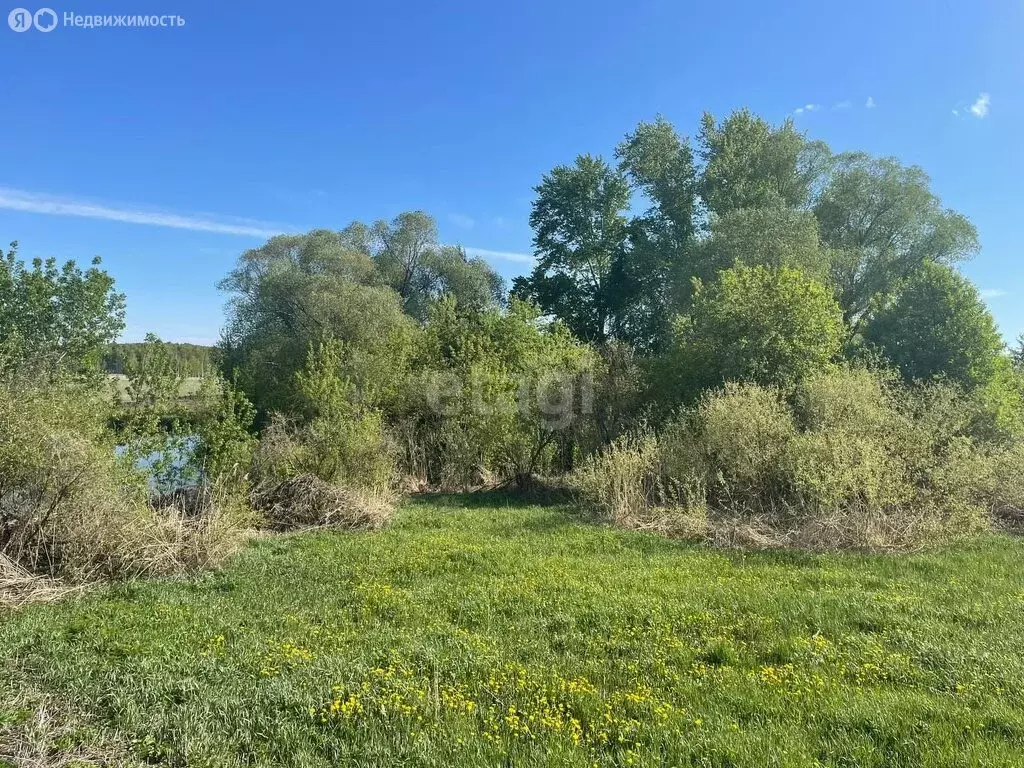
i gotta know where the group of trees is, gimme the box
[216,216,592,488]
[515,111,981,365]
[2,107,1023,557]
[507,111,1016,425]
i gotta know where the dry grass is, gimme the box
[0,554,83,610]
[0,687,137,768]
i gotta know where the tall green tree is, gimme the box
[0,242,125,374]
[512,155,630,343]
[864,261,1002,389]
[697,109,829,216]
[814,153,979,326]
[614,117,698,351]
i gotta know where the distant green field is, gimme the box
[106,374,205,403]
[4,495,1024,767]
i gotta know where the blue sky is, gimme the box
[1,0,1021,345]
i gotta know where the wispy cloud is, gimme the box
[865,96,876,108]
[969,92,990,118]
[448,212,475,229]
[832,100,852,111]
[0,186,532,265]
[793,103,820,115]
[0,187,290,238]
[981,288,1008,299]
[462,246,534,264]
[493,216,507,227]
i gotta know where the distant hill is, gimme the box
[101,342,217,378]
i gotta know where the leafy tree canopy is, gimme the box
[0,241,125,375]
[614,117,698,352]
[697,109,829,216]
[218,230,416,418]
[512,155,630,344]
[864,261,1002,390]
[815,153,979,326]
[343,212,504,321]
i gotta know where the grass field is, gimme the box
[4,494,1024,767]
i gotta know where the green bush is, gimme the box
[398,299,597,488]
[192,377,258,489]
[661,265,845,407]
[571,433,706,536]
[252,338,396,493]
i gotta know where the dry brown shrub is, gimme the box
[250,474,395,532]
[1,380,251,586]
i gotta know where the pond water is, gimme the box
[116,436,199,492]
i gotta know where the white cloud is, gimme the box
[0,187,290,238]
[448,212,475,229]
[981,288,1008,299]
[952,109,960,117]
[832,100,852,110]
[462,246,534,264]
[793,103,820,115]
[865,96,876,108]
[969,92,990,118]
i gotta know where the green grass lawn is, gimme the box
[4,495,1024,767]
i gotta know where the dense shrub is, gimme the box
[252,339,397,492]
[397,299,597,488]
[191,377,259,488]
[574,369,1012,551]
[571,433,707,535]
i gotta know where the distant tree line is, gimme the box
[101,340,215,378]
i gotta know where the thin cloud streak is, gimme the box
[0,187,292,238]
[0,186,534,265]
